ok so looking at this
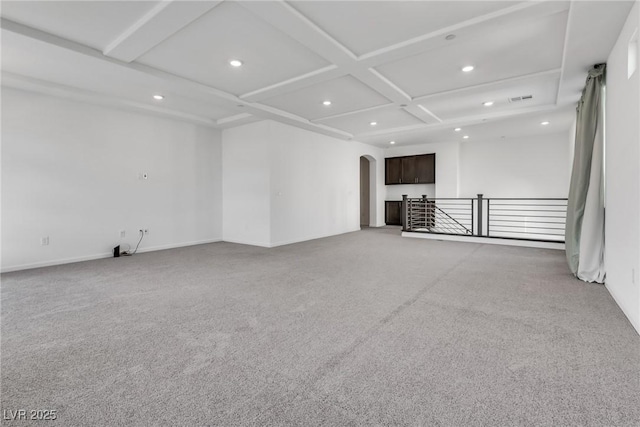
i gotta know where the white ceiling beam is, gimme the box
[309,69,560,125]
[404,105,443,124]
[238,0,412,105]
[216,113,261,129]
[356,1,570,69]
[239,65,342,102]
[2,72,218,128]
[311,103,395,123]
[103,0,223,63]
[1,19,354,140]
[413,69,562,102]
[555,1,573,105]
[555,0,633,106]
[237,0,356,65]
[236,0,568,108]
[352,68,412,104]
[354,103,562,139]
[235,0,357,102]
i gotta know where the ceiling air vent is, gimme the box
[509,95,533,103]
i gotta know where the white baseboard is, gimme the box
[221,238,271,248]
[269,228,361,248]
[605,282,640,336]
[135,238,222,254]
[1,238,222,273]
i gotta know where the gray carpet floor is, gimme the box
[1,227,639,426]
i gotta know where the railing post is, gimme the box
[477,194,484,236]
[471,198,475,235]
[402,194,408,231]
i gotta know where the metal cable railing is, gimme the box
[487,198,567,242]
[402,194,567,243]
[432,205,473,235]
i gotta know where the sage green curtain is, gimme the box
[565,64,606,283]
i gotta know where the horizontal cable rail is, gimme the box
[402,194,567,243]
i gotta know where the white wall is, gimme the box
[605,1,640,334]
[1,88,222,272]
[268,121,384,246]
[384,134,569,202]
[385,141,460,200]
[222,120,385,247]
[459,133,571,198]
[222,121,271,246]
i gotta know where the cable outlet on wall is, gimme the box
[138,172,149,180]
[41,236,49,246]
[139,229,149,235]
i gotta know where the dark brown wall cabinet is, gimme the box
[385,154,435,185]
[385,201,403,226]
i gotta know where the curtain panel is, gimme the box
[565,64,606,283]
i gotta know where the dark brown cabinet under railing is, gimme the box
[385,201,403,226]
[385,153,435,185]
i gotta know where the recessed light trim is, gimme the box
[153,95,164,100]
[462,65,474,72]
[541,121,550,125]
[483,101,494,107]
[454,128,462,132]
[445,34,456,41]
[463,135,470,139]
[229,59,243,67]
[322,100,332,106]
[370,121,377,126]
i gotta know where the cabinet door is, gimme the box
[415,154,435,184]
[385,201,402,225]
[401,156,416,184]
[385,158,402,185]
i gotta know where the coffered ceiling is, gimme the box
[1,1,635,147]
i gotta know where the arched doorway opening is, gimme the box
[360,155,377,227]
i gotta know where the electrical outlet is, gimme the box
[120,230,126,238]
[40,236,49,246]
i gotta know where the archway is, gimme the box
[360,155,377,227]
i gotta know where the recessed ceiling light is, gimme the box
[462,65,474,72]
[483,101,494,107]
[390,141,396,145]
[541,121,550,125]
[370,121,377,126]
[153,95,164,100]
[445,34,456,41]
[322,100,332,106]
[229,59,243,67]
[463,135,470,139]
[454,127,462,132]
